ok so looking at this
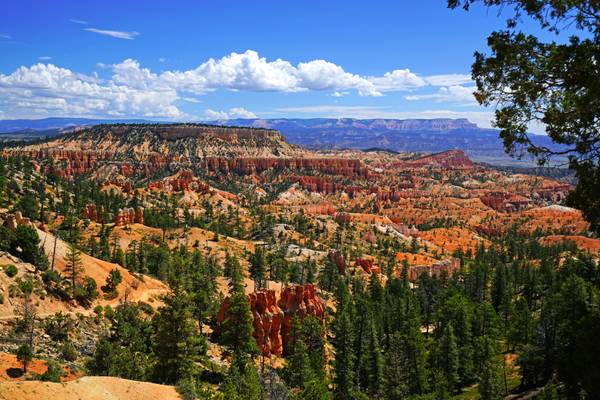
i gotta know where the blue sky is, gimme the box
[0,0,557,130]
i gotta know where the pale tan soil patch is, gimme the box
[0,376,180,400]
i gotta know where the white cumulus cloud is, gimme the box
[204,107,257,120]
[0,63,183,119]
[0,50,475,119]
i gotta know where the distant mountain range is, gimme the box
[0,117,563,166]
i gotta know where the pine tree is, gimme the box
[224,252,244,293]
[384,332,410,399]
[221,354,262,400]
[359,317,384,397]
[88,303,153,380]
[367,273,385,339]
[152,286,206,384]
[299,316,325,379]
[332,281,355,400]
[249,246,267,290]
[478,336,503,400]
[298,379,332,400]
[16,344,33,374]
[434,322,460,393]
[319,256,338,293]
[285,325,312,388]
[509,298,534,351]
[190,251,217,336]
[221,288,258,359]
[438,293,475,384]
[403,308,429,395]
[65,244,83,291]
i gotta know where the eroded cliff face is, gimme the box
[202,157,369,177]
[5,124,372,180]
[216,284,326,357]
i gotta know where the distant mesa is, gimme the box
[0,117,564,166]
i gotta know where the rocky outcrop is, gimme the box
[3,211,33,230]
[278,285,326,355]
[203,157,369,178]
[399,257,461,281]
[8,150,370,181]
[534,184,571,202]
[83,203,103,223]
[480,192,530,212]
[149,171,211,193]
[249,290,284,357]
[216,284,326,357]
[83,204,144,225]
[328,250,346,275]
[115,207,144,226]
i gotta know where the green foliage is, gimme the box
[102,268,122,298]
[88,303,154,381]
[60,342,78,362]
[448,0,600,233]
[284,322,312,388]
[43,312,74,342]
[64,244,83,291]
[219,289,258,358]
[152,286,207,384]
[249,246,267,290]
[477,336,503,400]
[73,277,98,306]
[16,344,33,373]
[221,356,262,400]
[190,250,218,335]
[436,322,460,393]
[15,192,40,220]
[16,277,34,297]
[296,379,332,400]
[332,281,356,400]
[38,360,65,382]
[4,264,18,278]
[10,224,44,266]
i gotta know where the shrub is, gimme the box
[104,305,114,320]
[43,312,74,342]
[60,342,77,362]
[102,269,122,294]
[176,377,199,400]
[4,264,17,278]
[73,277,98,306]
[38,360,64,382]
[16,277,34,297]
[42,269,61,284]
[93,305,104,319]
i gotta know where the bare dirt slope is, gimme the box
[37,229,168,306]
[0,376,180,400]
